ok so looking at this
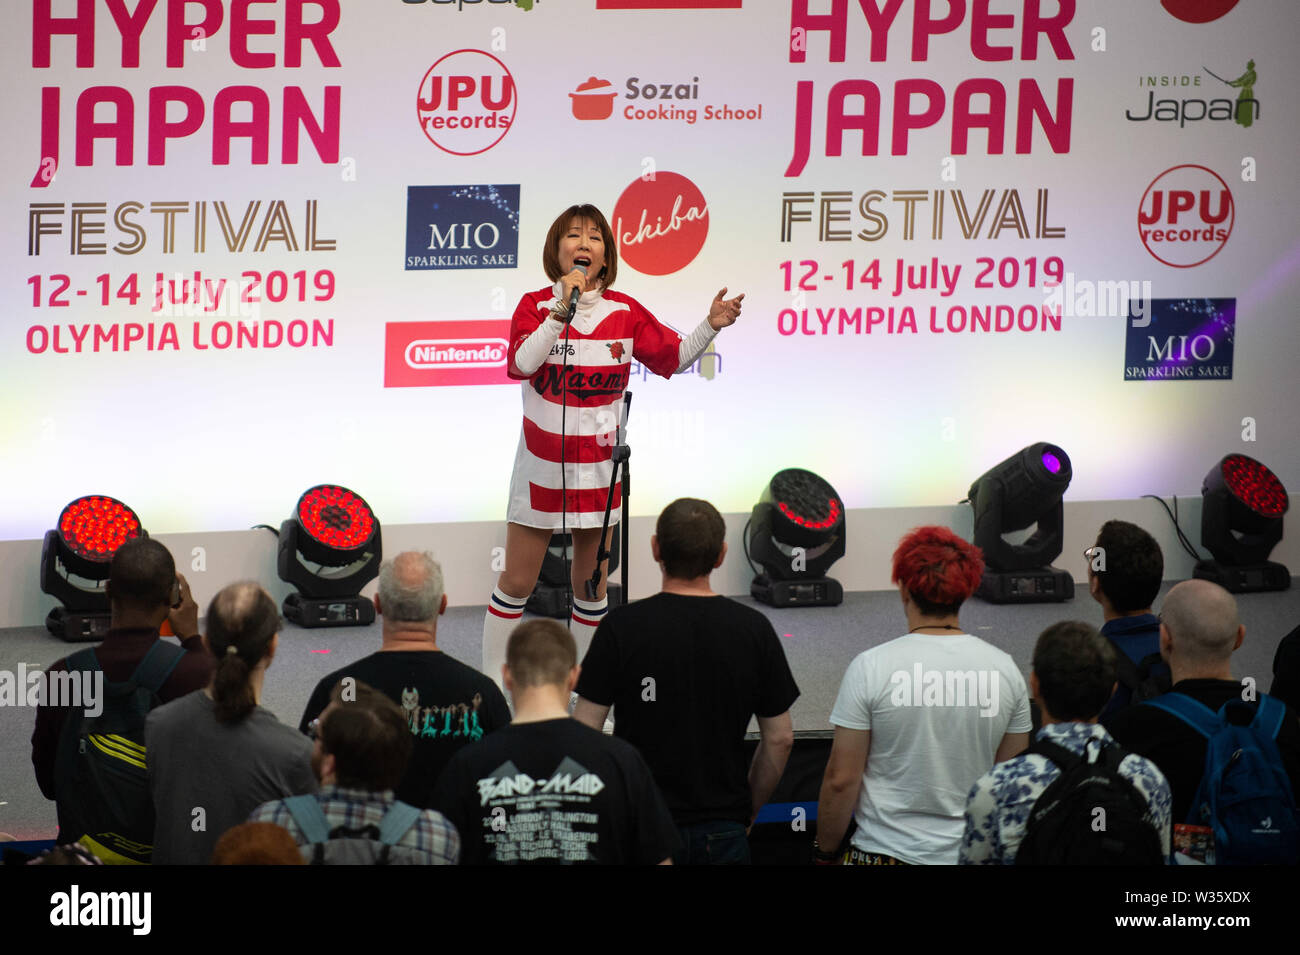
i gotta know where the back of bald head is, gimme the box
[1161,579,1240,665]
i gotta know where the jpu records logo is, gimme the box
[416,50,516,156]
[1137,164,1233,268]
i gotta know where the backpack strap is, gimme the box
[129,640,187,695]
[1108,639,1142,692]
[377,801,422,847]
[1250,694,1286,741]
[1026,737,1084,773]
[282,795,332,846]
[65,648,101,674]
[1143,692,1220,738]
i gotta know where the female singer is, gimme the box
[481,203,743,684]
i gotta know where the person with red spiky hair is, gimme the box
[482,203,744,692]
[813,526,1032,865]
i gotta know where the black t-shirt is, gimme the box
[300,650,511,809]
[431,718,679,865]
[574,593,800,826]
[1271,625,1300,710]
[1105,679,1300,823]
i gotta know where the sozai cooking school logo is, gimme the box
[417,50,516,156]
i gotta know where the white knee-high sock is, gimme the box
[483,587,528,691]
[570,594,609,666]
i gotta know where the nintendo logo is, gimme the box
[384,320,514,388]
[405,337,508,368]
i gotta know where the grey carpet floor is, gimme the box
[3,582,1296,840]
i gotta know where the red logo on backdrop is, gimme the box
[597,1,741,8]
[384,320,514,387]
[613,172,709,276]
[571,77,617,120]
[1161,0,1240,23]
[1137,164,1234,269]
[417,50,516,156]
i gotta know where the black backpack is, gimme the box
[1110,642,1173,707]
[1015,736,1165,865]
[53,640,186,864]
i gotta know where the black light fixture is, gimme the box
[968,442,1074,603]
[747,469,845,607]
[40,495,144,641]
[277,484,382,627]
[1193,453,1290,592]
[527,529,621,618]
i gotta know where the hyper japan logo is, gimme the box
[569,75,762,125]
[1138,165,1233,268]
[384,320,513,387]
[613,172,708,276]
[1161,0,1240,23]
[417,50,516,156]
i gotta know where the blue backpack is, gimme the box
[1144,693,1300,865]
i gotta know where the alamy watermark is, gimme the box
[889,664,1000,717]
[0,665,103,716]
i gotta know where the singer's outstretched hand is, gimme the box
[707,288,745,331]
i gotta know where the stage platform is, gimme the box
[3,582,1296,842]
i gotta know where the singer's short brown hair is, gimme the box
[542,204,618,289]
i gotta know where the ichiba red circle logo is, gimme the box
[417,50,516,156]
[613,172,709,276]
[1161,0,1240,24]
[1137,164,1234,268]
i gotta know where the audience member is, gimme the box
[252,680,459,864]
[146,582,316,864]
[573,498,798,865]
[211,822,305,865]
[1271,623,1300,709]
[299,552,511,808]
[1087,520,1169,719]
[31,538,214,861]
[815,526,1031,865]
[1106,579,1300,828]
[960,622,1171,864]
[434,619,678,864]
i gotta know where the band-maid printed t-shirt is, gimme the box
[299,650,511,809]
[432,718,679,865]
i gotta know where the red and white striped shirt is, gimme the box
[505,283,682,528]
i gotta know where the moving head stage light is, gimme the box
[747,469,845,608]
[967,443,1074,603]
[1193,453,1290,593]
[40,495,144,641]
[277,485,382,628]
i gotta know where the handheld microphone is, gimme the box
[567,264,588,319]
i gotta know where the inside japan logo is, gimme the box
[417,50,516,156]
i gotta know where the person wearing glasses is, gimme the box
[1085,520,1169,720]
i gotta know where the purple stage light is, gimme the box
[1042,451,1062,474]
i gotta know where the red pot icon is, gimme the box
[570,77,617,120]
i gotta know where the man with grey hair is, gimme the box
[1106,578,1300,824]
[299,551,510,809]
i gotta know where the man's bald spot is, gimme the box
[209,581,275,634]
[1162,579,1240,663]
[392,551,434,588]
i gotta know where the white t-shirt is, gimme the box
[829,632,1031,865]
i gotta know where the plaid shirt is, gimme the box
[249,785,460,865]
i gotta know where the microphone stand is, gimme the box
[587,391,631,606]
